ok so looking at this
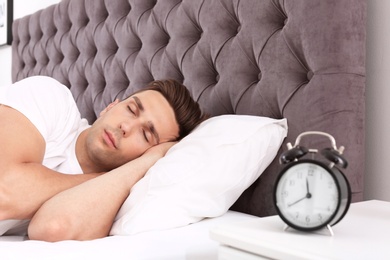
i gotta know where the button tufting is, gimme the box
[216,74,220,82]
[307,70,314,80]
[284,18,288,25]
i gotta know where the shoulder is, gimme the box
[10,76,72,99]
[1,76,76,114]
[0,76,82,138]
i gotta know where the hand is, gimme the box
[144,141,177,159]
[305,178,312,199]
[287,195,307,207]
[288,178,312,208]
[306,178,310,194]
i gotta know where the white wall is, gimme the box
[0,37,12,85]
[0,1,389,202]
[364,0,390,202]
[0,0,61,87]
[0,44,11,85]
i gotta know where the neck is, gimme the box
[75,129,97,174]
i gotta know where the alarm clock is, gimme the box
[273,131,351,234]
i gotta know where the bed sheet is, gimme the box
[0,211,257,260]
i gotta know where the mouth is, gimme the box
[103,130,117,149]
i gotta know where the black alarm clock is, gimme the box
[273,131,351,234]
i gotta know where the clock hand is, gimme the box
[306,178,310,193]
[288,179,313,207]
[306,178,312,198]
[287,195,307,207]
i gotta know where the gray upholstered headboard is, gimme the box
[11,0,366,217]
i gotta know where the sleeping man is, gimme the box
[0,76,207,241]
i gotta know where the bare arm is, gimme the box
[0,105,99,220]
[27,142,175,242]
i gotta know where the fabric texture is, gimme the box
[0,76,88,174]
[0,76,89,235]
[11,0,366,217]
[110,115,287,235]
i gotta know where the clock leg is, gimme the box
[283,224,290,232]
[326,224,334,237]
[282,224,335,236]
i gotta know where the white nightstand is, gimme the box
[210,200,390,260]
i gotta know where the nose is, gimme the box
[120,118,140,137]
[120,115,148,137]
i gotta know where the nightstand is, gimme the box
[210,200,390,260]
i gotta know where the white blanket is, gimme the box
[0,211,257,260]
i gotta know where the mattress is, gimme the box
[0,211,257,260]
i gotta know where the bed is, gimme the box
[1,0,366,258]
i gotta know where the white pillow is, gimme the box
[110,115,288,235]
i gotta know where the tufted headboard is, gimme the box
[11,0,366,217]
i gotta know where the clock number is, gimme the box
[282,190,289,198]
[295,212,299,219]
[318,214,323,223]
[305,216,311,223]
[289,180,295,186]
[297,171,303,179]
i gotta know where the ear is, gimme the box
[99,99,119,117]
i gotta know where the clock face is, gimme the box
[275,160,340,230]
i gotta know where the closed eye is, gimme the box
[143,129,149,143]
[127,105,136,115]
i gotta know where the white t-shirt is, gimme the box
[0,76,90,173]
[0,76,90,236]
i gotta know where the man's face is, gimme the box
[85,90,179,171]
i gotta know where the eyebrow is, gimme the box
[132,96,160,144]
[133,96,144,111]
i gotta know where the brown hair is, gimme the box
[136,79,209,140]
